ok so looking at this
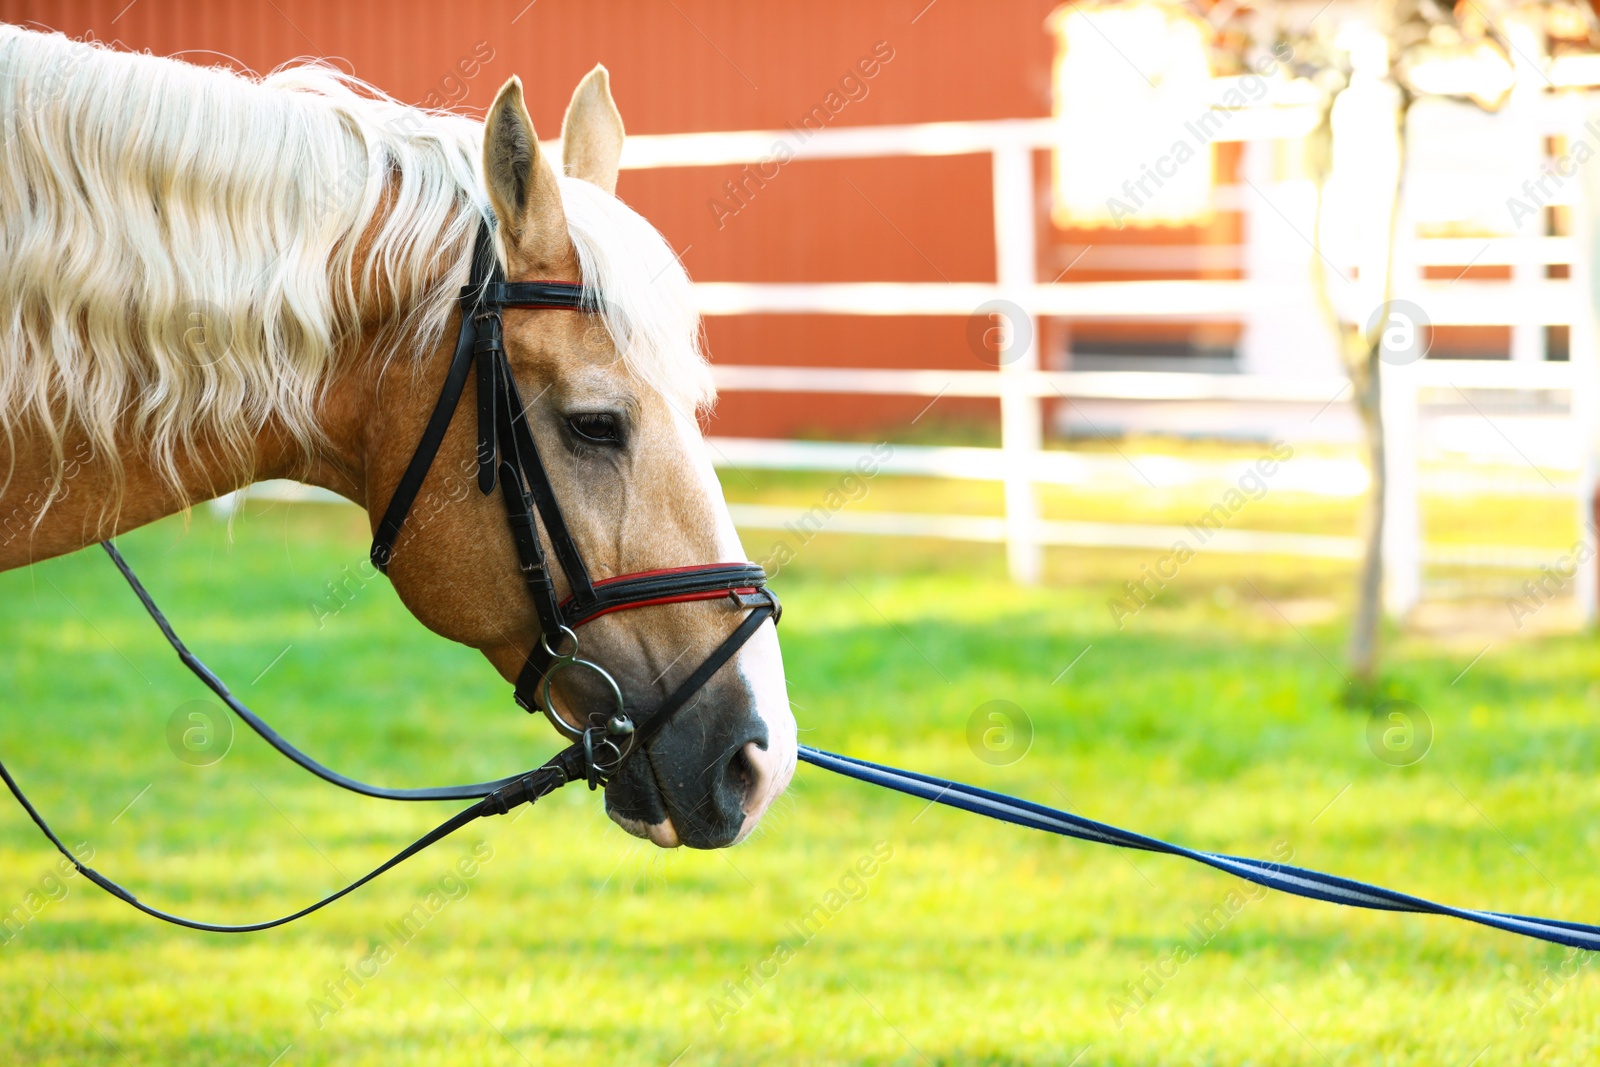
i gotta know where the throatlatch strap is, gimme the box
[369,306,475,572]
[475,319,501,495]
[499,460,567,639]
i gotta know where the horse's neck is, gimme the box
[0,199,473,575]
[0,358,376,573]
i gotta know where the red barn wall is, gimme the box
[0,0,1066,436]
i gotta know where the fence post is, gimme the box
[1573,106,1600,623]
[1380,358,1421,616]
[992,140,1042,585]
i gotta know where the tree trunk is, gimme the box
[1306,87,1407,691]
[1346,344,1383,684]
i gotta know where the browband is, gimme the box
[483,280,597,311]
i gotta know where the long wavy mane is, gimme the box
[0,25,712,505]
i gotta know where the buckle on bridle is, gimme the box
[581,716,634,790]
[729,586,781,623]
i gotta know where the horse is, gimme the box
[0,25,796,851]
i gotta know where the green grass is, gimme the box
[1,482,1598,1065]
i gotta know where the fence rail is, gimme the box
[659,99,1600,617]
[710,360,1578,399]
[230,101,1600,621]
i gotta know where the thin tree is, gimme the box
[1267,0,1589,687]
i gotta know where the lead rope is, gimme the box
[798,748,1600,952]
[6,548,1599,948]
[12,206,1595,945]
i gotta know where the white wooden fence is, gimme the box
[621,98,1600,619]
[229,93,1600,620]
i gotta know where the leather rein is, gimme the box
[0,218,780,931]
[9,217,1600,954]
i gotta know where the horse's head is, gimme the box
[368,70,794,849]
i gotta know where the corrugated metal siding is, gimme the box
[1,0,1063,435]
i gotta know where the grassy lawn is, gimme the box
[1,470,1597,1065]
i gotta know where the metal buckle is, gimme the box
[728,587,781,623]
[581,720,633,790]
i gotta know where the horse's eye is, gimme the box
[567,412,622,446]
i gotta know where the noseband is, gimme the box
[369,220,779,789]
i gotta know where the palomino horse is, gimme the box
[0,26,796,849]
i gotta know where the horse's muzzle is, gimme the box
[604,701,772,849]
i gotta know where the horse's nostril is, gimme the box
[631,714,772,849]
[735,739,783,821]
[727,743,757,808]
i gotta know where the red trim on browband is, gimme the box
[555,563,764,626]
[568,587,760,627]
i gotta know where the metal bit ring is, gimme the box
[538,654,626,742]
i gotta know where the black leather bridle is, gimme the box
[0,217,781,931]
[371,218,779,790]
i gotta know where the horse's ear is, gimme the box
[483,76,568,269]
[561,65,624,195]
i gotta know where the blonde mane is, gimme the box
[0,25,712,506]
